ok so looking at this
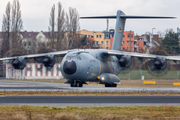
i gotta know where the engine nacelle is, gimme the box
[154,57,166,70]
[42,55,55,67]
[34,57,44,63]
[99,73,120,84]
[119,56,130,67]
[12,57,26,70]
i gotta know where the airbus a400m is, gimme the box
[0,10,177,87]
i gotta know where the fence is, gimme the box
[118,69,180,80]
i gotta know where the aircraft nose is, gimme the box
[63,61,77,75]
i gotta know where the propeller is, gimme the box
[118,55,137,76]
[143,50,172,78]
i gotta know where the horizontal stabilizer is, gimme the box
[80,16,116,19]
[120,15,176,19]
[80,15,176,19]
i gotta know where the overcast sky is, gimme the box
[0,0,179,35]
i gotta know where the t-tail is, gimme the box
[80,10,176,51]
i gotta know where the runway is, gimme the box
[0,80,180,92]
[0,80,180,106]
[0,96,180,107]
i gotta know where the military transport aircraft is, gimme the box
[0,10,177,87]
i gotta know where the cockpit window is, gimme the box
[66,56,71,60]
[76,56,81,60]
[71,56,76,60]
[66,56,81,60]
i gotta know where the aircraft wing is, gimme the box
[107,50,180,60]
[0,50,69,61]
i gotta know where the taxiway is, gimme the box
[0,96,180,107]
[0,80,180,92]
[0,80,180,106]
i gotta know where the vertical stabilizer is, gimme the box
[80,10,175,51]
[112,10,126,50]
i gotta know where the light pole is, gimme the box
[150,28,156,49]
[152,28,156,36]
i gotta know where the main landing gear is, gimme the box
[105,84,117,87]
[70,80,83,87]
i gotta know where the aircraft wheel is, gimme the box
[70,82,83,87]
[105,84,110,87]
[70,83,76,87]
[77,82,83,87]
[112,84,117,87]
[105,84,117,87]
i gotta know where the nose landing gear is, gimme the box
[70,80,83,87]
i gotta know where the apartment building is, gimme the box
[78,29,112,49]
[79,30,144,52]
[121,31,135,52]
[134,35,144,53]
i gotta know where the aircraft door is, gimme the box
[86,58,95,79]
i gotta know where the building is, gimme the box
[121,31,135,52]
[103,29,114,50]
[152,34,162,47]
[20,31,50,54]
[6,63,63,79]
[134,34,162,54]
[79,29,145,52]
[78,29,112,49]
[134,35,144,53]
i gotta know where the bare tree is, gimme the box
[11,0,23,49]
[1,2,11,57]
[157,31,165,39]
[64,7,80,49]
[56,2,65,51]
[49,4,56,49]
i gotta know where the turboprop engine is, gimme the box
[145,57,167,70]
[12,57,26,70]
[144,56,171,78]
[42,55,55,67]
[34,55,55,67]
[118,56,130,67]
[154,57,166,70]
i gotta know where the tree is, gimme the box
[1,2,11,57]
[49,4,56,49]
[162,30,179,55]
[64,7,80,49]
[57,2,65,51]
[48,3,80,50]
[81,36,87,46]
[1,0,23,57]
[11,0,23,49]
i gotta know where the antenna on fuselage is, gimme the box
[80,10,176,51]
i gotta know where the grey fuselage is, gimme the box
[60,49,122,82]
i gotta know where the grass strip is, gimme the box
[0,105,179,120]
[1,91,180,96]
